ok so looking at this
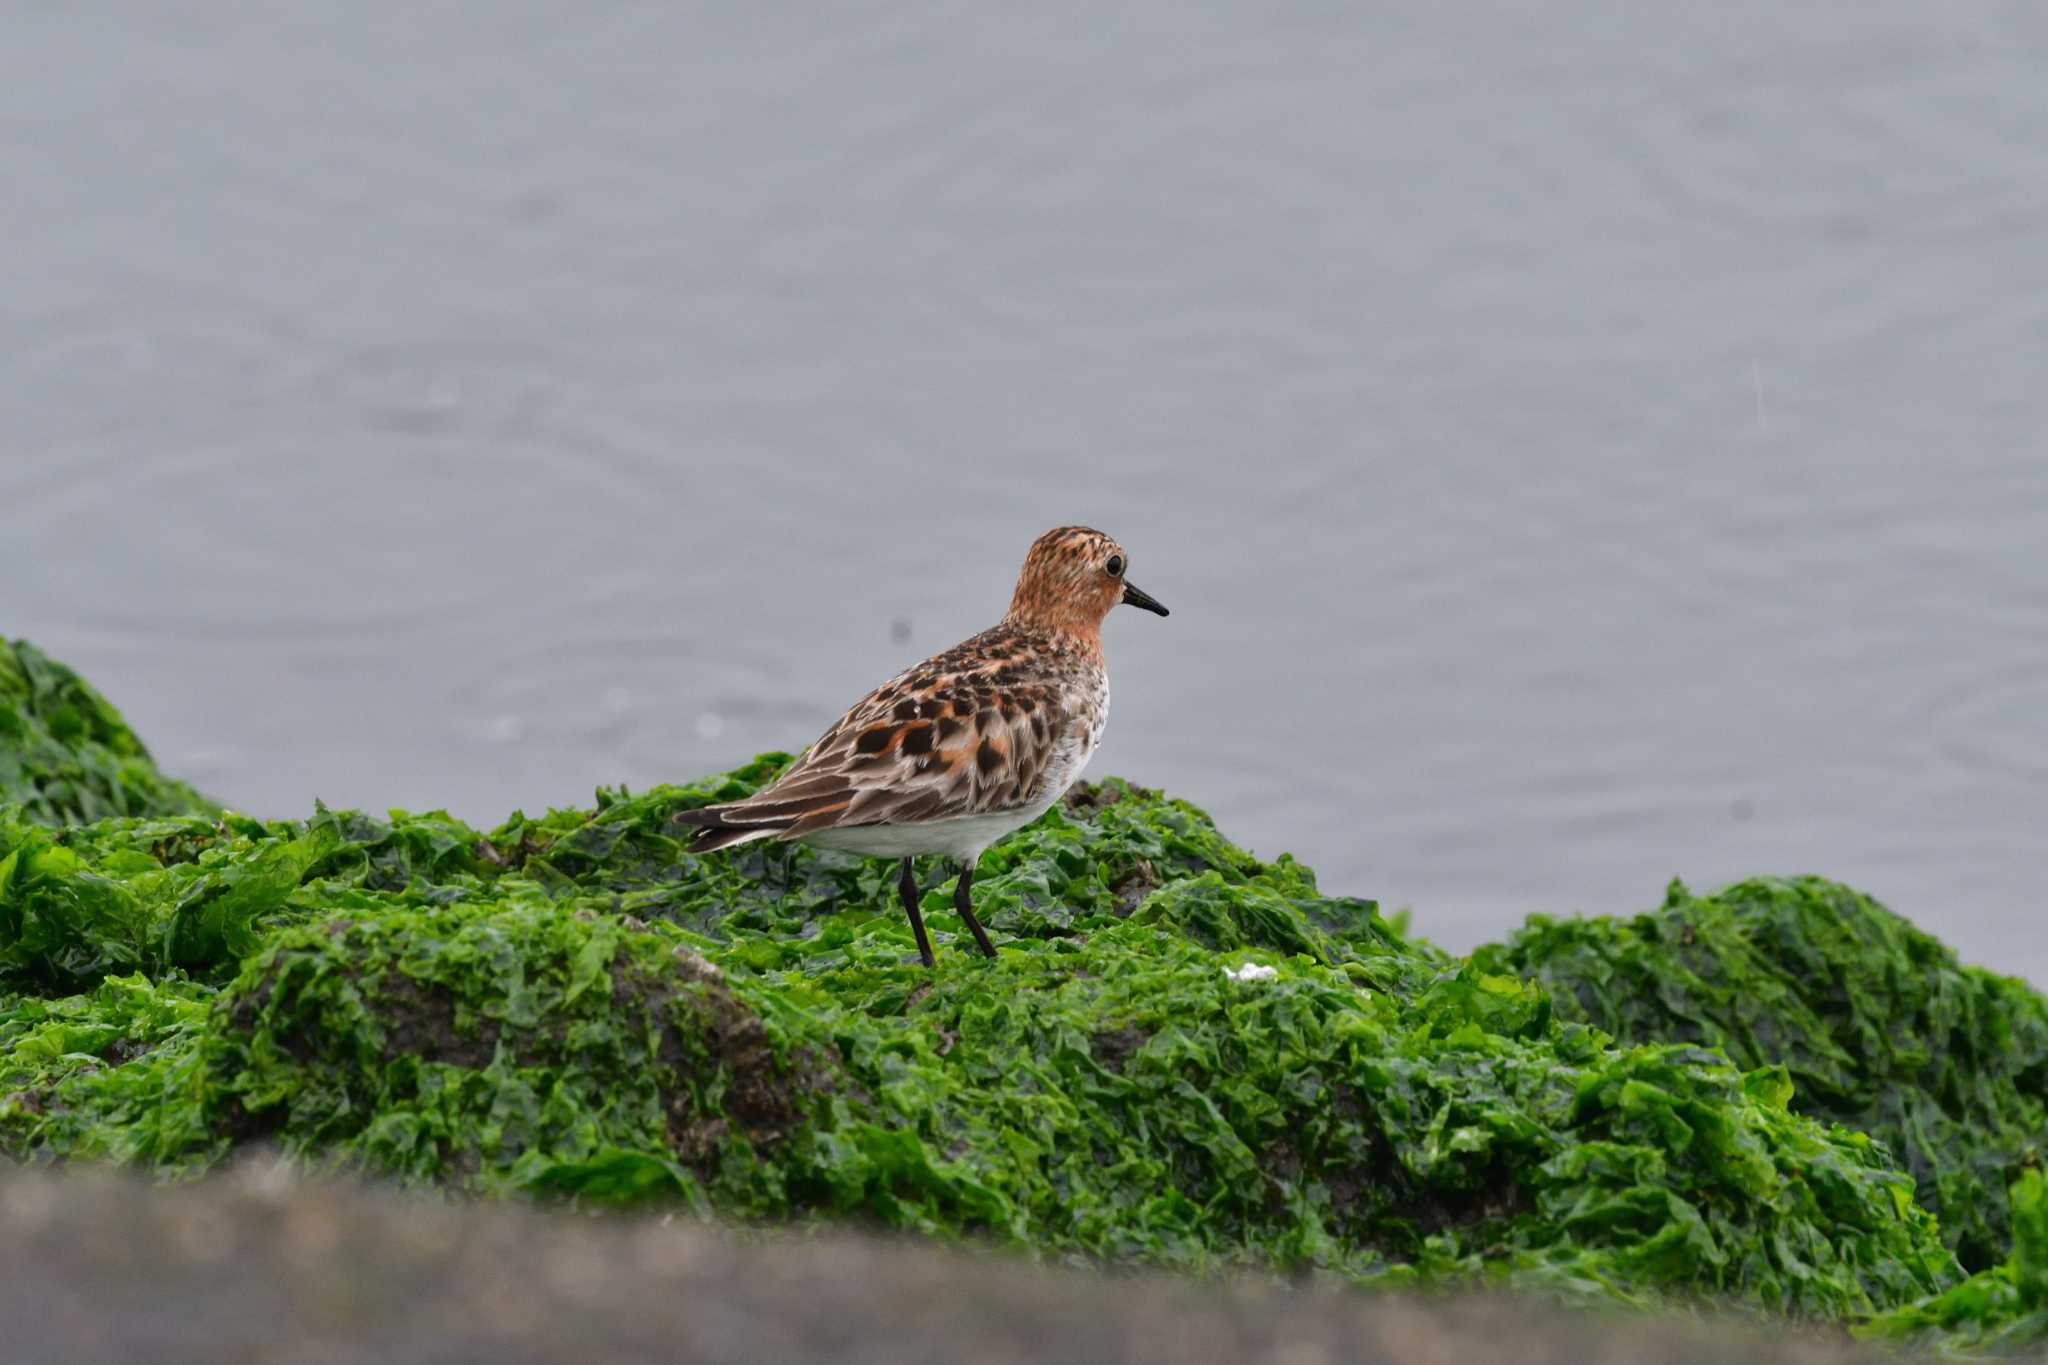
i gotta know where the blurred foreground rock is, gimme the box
[0,1166,1891,1365]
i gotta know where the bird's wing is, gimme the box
[674,638,1078,845]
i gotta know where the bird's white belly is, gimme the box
[802,728,1099,862]
[801,808,1045,860]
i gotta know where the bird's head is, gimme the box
[1005,526,1168,640]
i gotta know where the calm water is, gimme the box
[5,3,2045,981]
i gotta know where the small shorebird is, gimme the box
[673,526,1168,966]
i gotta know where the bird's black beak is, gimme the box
[1121,581,1169,617]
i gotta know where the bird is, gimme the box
[672,526,1169,966]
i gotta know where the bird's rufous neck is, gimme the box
[1002,603,1104,654]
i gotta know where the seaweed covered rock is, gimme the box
[1861,1169,2048,1355]
[1476,876,2048,1271]
[5,640,2046,1351]
[1,775,1958,1323]
[0,640,215,827]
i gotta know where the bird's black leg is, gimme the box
[953,857,997,959]
[898,857,936,968]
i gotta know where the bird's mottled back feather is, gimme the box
[674,619,1108,851]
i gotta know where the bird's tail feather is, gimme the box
[672,794,841,854]
[678,822,778,854]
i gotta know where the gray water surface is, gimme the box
[5,3,2045,980]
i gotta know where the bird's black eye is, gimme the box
[1105,555,1125,577]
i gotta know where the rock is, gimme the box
[0,1166,1888,1365]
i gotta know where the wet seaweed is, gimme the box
[0,640,216,827]
[1,643,2043,1353]
[1478,876,2048,1274]
[0,779,1964,1321]
[1861,1170,2048,1355]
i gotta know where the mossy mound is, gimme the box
[1477,876,2048,1273]
[0,780,1960,1323]
[0,640,216,827]
[2,641,2044,1353]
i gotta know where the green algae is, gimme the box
[1861,1170,2048,1356]
[2,641,2045,1353]
[0,778,1961,1324]
[0,640,216,827]
[1477,877,2048,1274]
